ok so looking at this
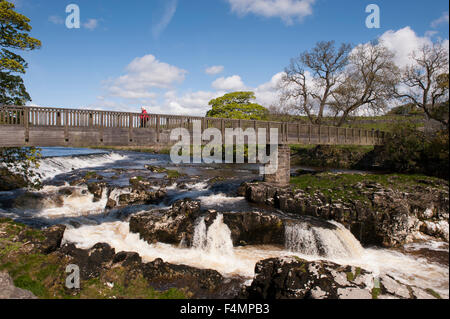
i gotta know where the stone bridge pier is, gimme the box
[263,145,291,187]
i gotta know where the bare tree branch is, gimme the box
[393,42,449,129]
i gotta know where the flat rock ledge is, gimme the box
[240,257,441,300]
[239,181,449,247]
[0,271,37,299]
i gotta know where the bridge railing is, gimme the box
[0,105,387,145]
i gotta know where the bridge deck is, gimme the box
[0,106,387,148]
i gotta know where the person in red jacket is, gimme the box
[140,106,150,128]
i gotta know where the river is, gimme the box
[0,147,448,298]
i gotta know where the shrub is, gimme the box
[377,121,448,179]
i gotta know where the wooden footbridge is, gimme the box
[0,106,387,148]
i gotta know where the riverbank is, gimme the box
[0,218,193,299]
[290,145,376,170]
[240,172,449,247]
[0,149,448,299]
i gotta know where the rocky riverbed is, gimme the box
[239,173,449,247]
[0,149,448,299]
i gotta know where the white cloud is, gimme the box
[205,65,225,75]
[83,19,99,30]
[431,11,449,28]
[425,30,439,38]
[106,54,187,100]
[152,0,177,38]
[158,90,222,115]
[48,15,64,25]
[108,87,157,100]
[159,72,285,116]
[254,72,285,107]
[94,25,449,117]
[212,75,246,91]
[227,0,316,25]
[378,26,433,68]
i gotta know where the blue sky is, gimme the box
[10,0,450,115]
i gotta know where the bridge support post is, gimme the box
[263,144,291,187]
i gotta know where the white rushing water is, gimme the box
[3,184,108,220]
[62,211,449,298]
[285,221,364,259]
[3,150,448,298]
[192,215,235,257]
[35,152,127,180]
[63,217,258,278]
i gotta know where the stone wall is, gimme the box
[263,144,291,186]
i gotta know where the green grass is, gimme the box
[290,172,445,203]
[167,170,183,179]
[425,288,442,299]
[346,267,362,282]
[371,287,381,299]
[80,268,188,299]
[84,171,99,179]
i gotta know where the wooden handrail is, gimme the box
[0,105,388,146]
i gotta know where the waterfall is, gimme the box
[193,214,234,257]
[192,217,208,249]
[285,220,364,259]
[34,152,127,180]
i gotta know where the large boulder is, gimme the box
[142,258,223,292]
[116,187,166,206]
[59,242,116,280]
[40,224,66,254]
[214,211,284,246]
[87,182,106,202]
[242,257,439,299]
[129,199,202,245]
[129,198,286,247]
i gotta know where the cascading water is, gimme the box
[0,184,108,222]
[284,220,364,259]
[192,217,207,249]
[1,148,448,297]
[193,214,234,258]
[34,152,127,180]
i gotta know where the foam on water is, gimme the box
[7,184,108,220]
[187,182,209,191]
[404,240,449,252]
[62,213,449,297]
[38,188,108,219]
[3,148,448,297]
[63,217,258,277]
[198,193,246,210]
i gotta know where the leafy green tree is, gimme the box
[0,147,41,190]
[1,0,41,105]
[206,92,268,120]
[0,1,42,190]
